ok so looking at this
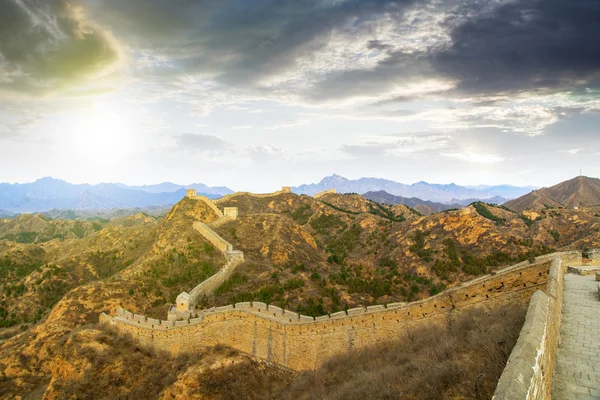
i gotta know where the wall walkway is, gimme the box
[552,273,600,399]
[493,252,600,399]
[172,196,244,314]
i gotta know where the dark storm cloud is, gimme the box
[5,0,600,102]
[367,40,394,52]
[306,50,433,101]
[432,0,600,95]
[84,0,421,87]
[0,0,122,97]
[311,0,600,102]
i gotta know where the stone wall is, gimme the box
[217,189,295,202]
[314,189,337,198]
[188,257,244,306]
[492,256,565,399]
[102,251,583,371]
[192,221,232,253]
[587,248,600,263]
[190,195,224,218]
[223,207,239,218]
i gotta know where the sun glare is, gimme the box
[68,102,133,163]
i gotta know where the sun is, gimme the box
[68,102,133,163]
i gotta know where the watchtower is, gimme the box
[186,189,197,198]
[176,292,191,313]
[281,186,292,193]
[223,207,239,219]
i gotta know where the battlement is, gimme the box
[223,207,238,219]
[171,209,246,317]
[314,188,337,198]
[217,187,296,202]
[186,191,224,218]
[101,250,586,371]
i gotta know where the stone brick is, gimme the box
[102,252,587,372]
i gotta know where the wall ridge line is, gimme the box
[101,250,589,370]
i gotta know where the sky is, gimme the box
[0,0,599,192]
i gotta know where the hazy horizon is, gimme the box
[0,173,546,191]
[1,0,598,192]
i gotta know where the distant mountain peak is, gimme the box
[294,175,532,202]
[0,178,234,213]
[35,176,66,183]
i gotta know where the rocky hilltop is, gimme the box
[505,176,600,211]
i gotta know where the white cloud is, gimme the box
[564,148,583,155]
[441,150,505,164]
[437,105,559,136]
[173,133,230,154]
[247,144,283,163]
[266,119,310,130]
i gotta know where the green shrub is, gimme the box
[71,221,86,239]
[473,202,506,224]
[409,230,432,262]
[327,224,362,264]
[309,213,345,235]
[214,272,249,295]
[283,278,304,290]
[296,298,326,317]
[378,256,397,269]
[367,202,406,222]
[321,201,359,215]
[289,263,307,274]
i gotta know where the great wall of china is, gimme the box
[167,189,245,320]
[100,189,600,398]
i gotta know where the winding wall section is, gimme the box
[101,251,584,371]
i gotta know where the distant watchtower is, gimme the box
[186,189,197,198]
[223,207,239,219]
[281,186,292,193]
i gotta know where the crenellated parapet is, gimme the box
[186,189,224,218]
[101,250,587,371]
[314,188,337,198]
[168,196,246,320]
[217,187,296,202]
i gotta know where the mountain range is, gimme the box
[294,174,533,203]
[0,177,233,213]
[0,174,546,215]
[505,176,600,211]
[362,191,462,215]
[362,191,509,215]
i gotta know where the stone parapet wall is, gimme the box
[493,257,565,399]
[191,195,224,218]
[587,248,600,263]
[188,258,244,305]
[102,251,584,371]
[208,216,235,228]
[314,189,337,198]
[192,221,233,253]
[217,190,295,202]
